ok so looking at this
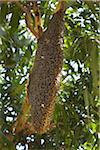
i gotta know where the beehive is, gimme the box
[28,4,65,134]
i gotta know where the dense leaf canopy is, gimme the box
[0,0,99,150]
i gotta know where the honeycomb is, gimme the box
[28,7,65,134]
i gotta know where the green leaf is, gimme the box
[9,6,21,34]
[0,131,15,150]
[9,84,24,97]
[0,4,8,24]
[85,1,97,17]
[5,58,16,69]
[0,27,7,38]
[83,87,90,118]
[89,41,98,97]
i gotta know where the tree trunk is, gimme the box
[27,4,65,134]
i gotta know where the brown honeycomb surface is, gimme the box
[28,7,65,134]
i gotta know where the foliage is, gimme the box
[0,0,99,150]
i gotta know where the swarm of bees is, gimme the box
[13,1,66,134]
